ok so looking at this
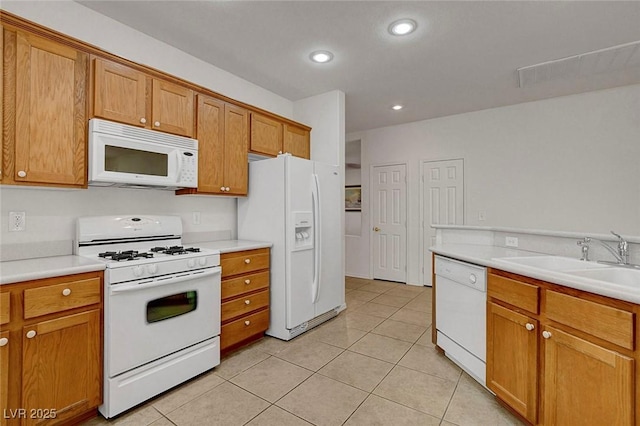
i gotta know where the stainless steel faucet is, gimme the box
[577,231,629,265]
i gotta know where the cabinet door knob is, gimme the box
[154,121,161,127]
[244,279,251,285]
[17,170,27,178]
[220,186,225,191]
[140,117,147,124]
[245,300,251,305]
[225,187,230,192]
[542,330,552,339]
[0,337,8,347]
[26,330,37,339]
[525,323,535,331]
[244,320,251,326]
[244,259,251,264]
[62,288,71,296]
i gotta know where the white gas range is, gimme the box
[75,215,221,418]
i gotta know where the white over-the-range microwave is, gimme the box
[88,118,198,190]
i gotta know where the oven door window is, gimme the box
[105,145,168,177]
[147,291,198,323]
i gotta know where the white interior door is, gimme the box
[372,164,407,283]
[423,159,464,285]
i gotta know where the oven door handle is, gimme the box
[110,267,221,294]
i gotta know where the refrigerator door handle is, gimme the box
[311,173,321,303]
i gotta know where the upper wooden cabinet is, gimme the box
[92,57,195,138]
[284,124,310,159]
[176,95,248,196]
[3,30,88,187]
[250,113,311,159]
[250,113,283,157]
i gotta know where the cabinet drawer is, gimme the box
[221,249,270,278]
[0,292,9,325]
[545,290,634,350]
[24,277,101,319]
[221,309,269,350]
[488,273,539,314]
[222,290,269,323]
[222,271,269,300]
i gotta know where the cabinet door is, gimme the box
[93,58,147,127]
[543,325,634,426]
[14,32,87,186]
[250,113,282,156]
[224,104,249,195]
[196,95,225,194]
[486,302,538,423]
[151,79,194,137]
[284,124,310,159]
[0,330,8,426]
[22,310,101,426]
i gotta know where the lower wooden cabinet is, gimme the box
[542,325,634,425]
[486,270,638,426]
[486,302,538,423]
[219,248,270,354]
[0,271,103,425]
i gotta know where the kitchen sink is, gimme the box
[567,268,640,287]
[491,255,610,272]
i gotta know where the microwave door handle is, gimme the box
[175,151,183,183]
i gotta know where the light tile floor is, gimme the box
[83,277,523,426]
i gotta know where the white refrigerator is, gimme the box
[238,154,345,340]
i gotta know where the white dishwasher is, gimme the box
[435,255,487,387]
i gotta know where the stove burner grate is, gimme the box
[98,250,154,261]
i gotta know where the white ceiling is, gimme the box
[78,1,640,133]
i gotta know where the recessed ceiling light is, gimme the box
[389,19,417,36]
[310,50,334,63]
[392,105,403,111]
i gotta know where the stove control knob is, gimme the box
[198,257,207,267]
[133,266,144,277]
[147,264,158,275]
[187,259,196,268]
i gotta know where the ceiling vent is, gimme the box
[517,40,640,88]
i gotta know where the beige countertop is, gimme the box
[196,240,272,253]
[430,243,640,304]
[0,240,271,286]
[0,255,106,285]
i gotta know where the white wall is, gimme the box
[347,84,640,285]
[0,2,294,253]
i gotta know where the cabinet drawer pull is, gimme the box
[140,117,147,124]
[244,259,251,264]
[17,170,27,178]
[244,320,251,326]
[154,121,161,127]
[62,288,71,296]
[245,300,251,305]
[0,337,8,347]
[245,279,251,285]
[542,330,552,339]
[525,323,535,331]
[26,330,37,339]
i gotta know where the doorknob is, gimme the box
[373,227,380,232]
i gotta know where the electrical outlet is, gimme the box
[192,211,201,225]
[505,236,519,247]
[9,211,26,232]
